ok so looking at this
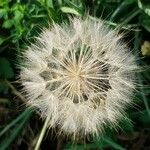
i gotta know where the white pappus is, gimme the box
[20,17,138,138]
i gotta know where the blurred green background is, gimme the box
[0,0,150,149]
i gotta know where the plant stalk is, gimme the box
[34,116,50,150]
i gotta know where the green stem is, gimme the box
[110,1,127,21]
[34,116,50,150]
[117,8,141,29]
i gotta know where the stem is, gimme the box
[5,79,25,102]
[117,8,140,29]
[110,1,127,21]
[89,16,140,31]
[34,116,50,150]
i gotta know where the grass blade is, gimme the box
[103,138,126,150]
[0,107,33,137]
[0,108,33,150]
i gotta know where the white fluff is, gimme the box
[20,18,138,137]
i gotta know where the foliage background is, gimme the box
[0,0,150,149]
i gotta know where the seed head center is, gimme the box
[69,65,84,82]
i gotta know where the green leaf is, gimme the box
[45,0,54,8]
[0,0,9,7]
[125,0,137,4]
[0,108,33,150]
[0,8,7,18]
[2,19,14,29]
[94,137,110,149]
[119,117,134,132]
[64,143,98,150]
[0,36,6,45]
[64,0,83,13]
[14,10,24,24]
[95,136,126,150]
[60,7,81,16]
[110,0,137,20]
[28,4,36,13]
[138,0,150,16]
[0,108,33,137]
[0,58,14,79]
[0,81,9,93]
[139,110,150,124]
[103,137,126,150]
[141,15,150,32]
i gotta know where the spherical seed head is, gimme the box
[20,18,138,137]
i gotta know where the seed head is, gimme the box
[20,18,138,137]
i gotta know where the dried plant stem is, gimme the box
[34,116,50,150]
[5,79,25,101]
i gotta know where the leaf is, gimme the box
[0,8,7,18]
[0,36,6,45]
[94,137,110,149]
[45,0,54,8]
[125,0,137,4]
[14,9,24,24]
[63,0,83,12]
[64,143,98,150]
[0,0,9,7]
[0,108,33,137]
[95,136,126,150]
[60,7,81,16]
[119,117,134,132]
[138,0,150,16]
[2,19,14,29]
[139,110,150,124]
[110,0,137,20]
[140,15,150,32]
[102,137,126,150]
[0,57,14,79]
[0,81,9,93]
[0,108,33,150]
[28,4,36,13]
